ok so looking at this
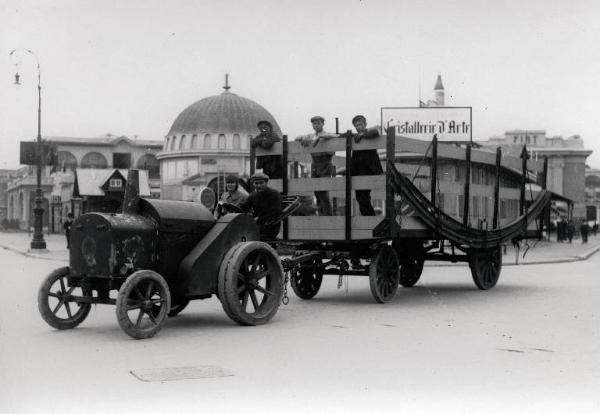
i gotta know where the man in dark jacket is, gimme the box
[252,120,283,179]
[239,172,282,241]
[63,212,74,249]
[350,115,383,216]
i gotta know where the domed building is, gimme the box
[157,79,282,201]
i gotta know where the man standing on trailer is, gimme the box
[295,116,337,216]
[350,115,383,216]
[239,172,282,241]
[252,120,283,179]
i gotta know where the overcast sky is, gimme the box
[1,0,599,169]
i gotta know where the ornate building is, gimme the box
[157,78,282,201]
[5,135,162,232]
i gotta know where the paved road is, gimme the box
[0,247,599,413]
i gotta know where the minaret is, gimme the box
[434,74,444,106]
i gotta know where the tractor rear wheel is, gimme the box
[218,241,283,325]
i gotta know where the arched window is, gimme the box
[191,134,198,149]
[170,135,177,150]
[179,134,187,150]
[204,134,212,149]
[81,152,108,169]
[164,137,169,151]
[136,154,160,179]
[233,134,241,149]
[57,151,77,172]
[218,134,226,149]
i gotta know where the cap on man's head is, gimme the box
[250,172,269,182]
[257,120,273,129]
[310,115,325,123]
[352,115,366,125]
[225,174,238,183]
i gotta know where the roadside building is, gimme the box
[5,134,162,231]
[478,131,592,220]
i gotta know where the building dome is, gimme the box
[167,90,282,137]
[158,81,283,201]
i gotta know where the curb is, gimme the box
[424,244,600,267]
[0,244,68,262]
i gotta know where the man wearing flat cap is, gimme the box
[251,120,283,179]
[295,116,337,216]
[350,115,383,216]
[239,172,282,241]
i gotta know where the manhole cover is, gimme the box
[131,366,234,382]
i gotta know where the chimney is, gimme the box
[122,169,140,214]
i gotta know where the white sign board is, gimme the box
[381,107,472,142]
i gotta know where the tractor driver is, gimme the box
[239,172,282,241]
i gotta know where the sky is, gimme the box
[1,0,599,169]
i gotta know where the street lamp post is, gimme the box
[10,49,46,249]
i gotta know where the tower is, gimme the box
[434,74,445,107]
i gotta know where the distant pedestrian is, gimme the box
[567,221,575,244]
[580,222,589,244]
[593,223,598,236]
[63,212,74,249]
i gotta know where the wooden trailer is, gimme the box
[251,127,551,303]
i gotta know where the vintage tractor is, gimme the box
[37,171,284,339]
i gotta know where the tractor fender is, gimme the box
[178,214,260,296]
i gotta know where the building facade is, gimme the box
[478,130,592,219]
[5,135,162,231]
[585,168,600,223]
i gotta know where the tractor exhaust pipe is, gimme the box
[122,169,140,214]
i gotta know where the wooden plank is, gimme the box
[287,216,383,240]
[287,176,385,193]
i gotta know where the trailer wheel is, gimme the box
[291,257,323,300]
[369,246,400,303]
[38,267,92,330]
[469,247,502,290]
[116,270,171,339]
[218,241,283,325]
[399,257,424,287]
[168,299,190,317]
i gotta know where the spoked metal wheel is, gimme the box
[218,241,284,325]
[116,270,171,339]
[399,257,424,288]
[38,267,92,330]
[290,257,323,300]
[469,247,502,290]
[369,246,400,303]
